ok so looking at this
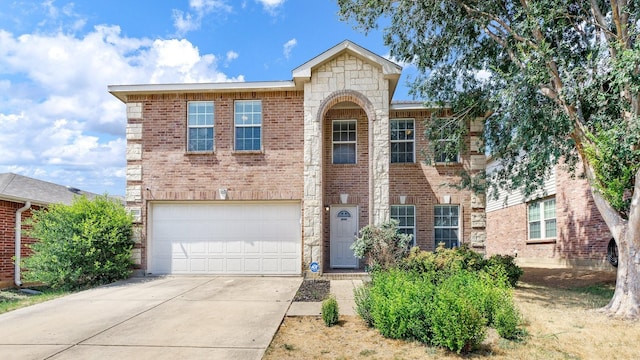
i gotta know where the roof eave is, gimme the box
[108,81,299,102]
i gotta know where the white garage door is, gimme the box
[149,202,301,275]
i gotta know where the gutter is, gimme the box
[14,201,31,287]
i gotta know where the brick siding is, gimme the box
[486,166,612,268]
[0,200,38,288]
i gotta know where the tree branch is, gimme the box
[580,150,628,241]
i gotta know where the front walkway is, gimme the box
[287,279,365,316]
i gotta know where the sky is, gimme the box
[0,0,417,196]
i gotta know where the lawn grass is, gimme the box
[568,283,615,307]
[0,287,70,314]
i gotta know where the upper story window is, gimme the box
[434,119,460,163]
[333,120,357,164]
[391,205,416,246]
[187,101,214,152]
[390,119,415,163]
[235,100,262,151]
[528,197,557,240]
[434,205,459,249]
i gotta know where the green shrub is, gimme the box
[353,284,373,327]
[493,295,522,339]
[322,295,340,327]
[22,195,134,290]
[429,270,488,353]
[361,246,525,353]
[486,254,523,287]
[351,220,412,270]
[402,247,523,288]
[367,269,435,340]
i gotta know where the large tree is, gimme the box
[338,0,640,318]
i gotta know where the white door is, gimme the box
[330,206,359,268]
[149,202,301,275]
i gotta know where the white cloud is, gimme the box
[283,38,297,59]
[173,0,232,35]
[226,50,239,62]
[0,25,243,195]
[256,0,286,13]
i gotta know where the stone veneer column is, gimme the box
[371,105,390,225]
[124,103,143,267]
[303,97,323,270]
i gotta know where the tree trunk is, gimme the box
[598,167,640,319]
[602,227,640,319]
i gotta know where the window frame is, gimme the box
[332,119,357,164]
[527,197,557,241]
[391,205,416,246]
[186,101,215,153]
[234,99,263,152]
[390,118,415,163]
[434,204,460,249]
[434,119,460,164]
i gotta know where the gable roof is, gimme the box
[292,40,402,94]
[0,173,96,206]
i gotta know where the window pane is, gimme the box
[529,221,541,239]
[390,119,415,163]
[434,205,459,249]
[544,199,556,220]
[545,219,557,238]
[528,202,540,221]
[187,101,214,151]
[333,120,356,164]
[234,101,262,150]
[333,143,356,164]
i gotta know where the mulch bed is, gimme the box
[293,280,330,302]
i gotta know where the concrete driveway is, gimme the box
[0,276,302,360]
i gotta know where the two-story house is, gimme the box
[109,40,487,276]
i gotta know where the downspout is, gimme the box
[15,201,31,287]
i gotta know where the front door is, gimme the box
[330,206,359,268]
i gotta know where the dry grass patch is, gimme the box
[265,268,640,359]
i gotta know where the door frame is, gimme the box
[329,204,359,269]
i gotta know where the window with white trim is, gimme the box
[528,197,557,240]
[390,119,415,163]
[434,205,459,248]
[332,120,356,164]
[434,119,460,163]
[187,101,214,152]
[391,205,416,246]
[234,100,262,151]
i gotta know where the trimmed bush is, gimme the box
[22,195,134,290]
[322,295,340,327]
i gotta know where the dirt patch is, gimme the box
[519,267,616,289]
[293,280,330,302]
[265,267,639,359]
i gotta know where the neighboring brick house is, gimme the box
[109,40,487,276]
[485,160,613,269]
[0,173,94,288]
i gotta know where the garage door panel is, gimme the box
[150,202,301,275]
